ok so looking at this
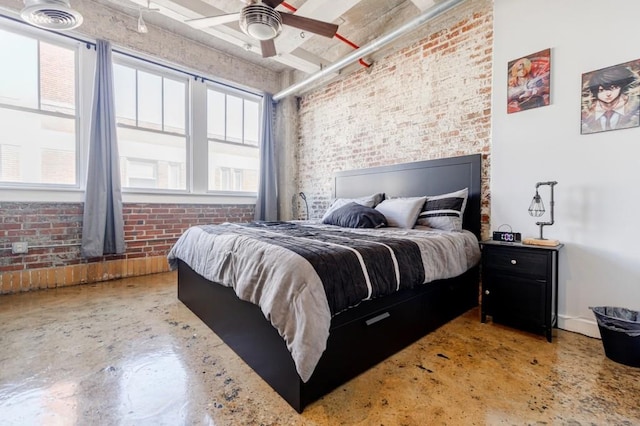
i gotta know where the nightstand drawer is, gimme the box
[483,248,548,280]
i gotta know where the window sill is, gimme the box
[0,187,256,205]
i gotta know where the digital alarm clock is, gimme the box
[492,231,521,242]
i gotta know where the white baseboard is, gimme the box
[558,315,601,339]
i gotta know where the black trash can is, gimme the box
[591,306,640,368]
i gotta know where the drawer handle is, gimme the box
[365,312,391,326]
[510,259,517,265]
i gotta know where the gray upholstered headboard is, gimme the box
[334,154,482,238]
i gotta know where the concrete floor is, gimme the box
[1,272,639,425]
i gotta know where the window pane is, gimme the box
[163,78,185,134]
[208,141,258,192]
[207,90,225,139]
[167,162,182,190]
[40,42,75,114]
[226,95,243,143]
[0,107,76,185]
[125,159,157,188]
[117,126,186,190]
[114,64,136,126]
[137,70,162,130]
[42,148,76,183]
[0,145,20,182]
[0,29,38,109]
[244,100,259,145]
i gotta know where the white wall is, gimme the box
[492,0,640,337]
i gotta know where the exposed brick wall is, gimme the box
[295,0,493,239]
[0,202,254,293]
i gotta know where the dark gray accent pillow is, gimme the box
[321,192,386,222]
[322,202,388,228]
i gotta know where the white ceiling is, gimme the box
[92,0,440,74]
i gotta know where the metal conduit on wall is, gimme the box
[273,0,468,101]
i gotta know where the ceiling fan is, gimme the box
[185,0,339,58]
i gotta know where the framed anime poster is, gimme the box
[580,59,640,135]
[507,48,551,114]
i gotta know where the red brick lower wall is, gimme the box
[0,202,255,294]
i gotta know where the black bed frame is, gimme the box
[177,154,482,413]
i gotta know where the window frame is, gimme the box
[112,54,191,194]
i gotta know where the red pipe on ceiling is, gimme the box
[280,1,372,68]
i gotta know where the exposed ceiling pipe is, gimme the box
[273,0,467,101]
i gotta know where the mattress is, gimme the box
[167,221,480,382]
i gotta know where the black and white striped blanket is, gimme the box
[200,221,425,315]
[168,221,480,382]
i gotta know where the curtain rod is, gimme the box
[0,13,261,97]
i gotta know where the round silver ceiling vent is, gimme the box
[21,0,83,31]
[239,3,282,41]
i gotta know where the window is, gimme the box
[0,21,263,202]
[207,87,260,193]
[113,61,188,191]
[0,27,78,186]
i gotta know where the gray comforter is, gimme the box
[167,222,480,382]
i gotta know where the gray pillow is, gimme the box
[322,202,388,228]
[321,192,385,222]
[375,196,427,228]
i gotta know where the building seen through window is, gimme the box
[0,22,263,196]
[207,87,260,192]
[0,28,77,186]
[113,62,187,191]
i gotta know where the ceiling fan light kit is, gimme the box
[240,3,282,41]
[21,0,83,30]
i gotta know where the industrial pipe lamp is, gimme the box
[524,181,559,246]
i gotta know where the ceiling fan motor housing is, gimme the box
[240,3,282,41]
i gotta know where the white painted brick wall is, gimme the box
[295,0,493,238]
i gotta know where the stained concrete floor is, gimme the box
[1,272,639,426]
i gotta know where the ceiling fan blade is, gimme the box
[280,13,338,38]
[185,12,240,29]
[263,0,285,8]
[260,39,277,58]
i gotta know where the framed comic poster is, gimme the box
[507,48,551,114]
[581,59,640,135]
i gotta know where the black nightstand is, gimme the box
[480,240,563,342]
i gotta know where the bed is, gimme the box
[171,154,482,413]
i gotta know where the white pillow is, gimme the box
[321,193,384,222]
[416,188,468,231]
[374,196,427,228]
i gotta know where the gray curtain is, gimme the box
[81,40,125,258]
[254,93,278,221]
